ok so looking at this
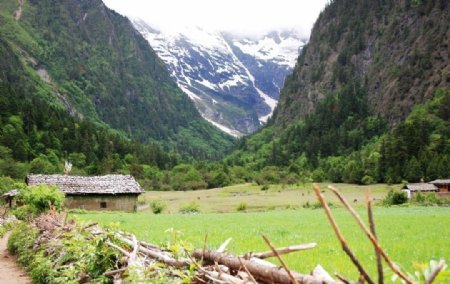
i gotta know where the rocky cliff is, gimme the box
[275,0,449,127]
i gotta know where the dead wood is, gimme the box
[366,194,383,284]
[238,257,257,284]
[262,235,299,284]
[246,243,316,260]
[116,233,190,268]
[193,249,336,284]
[327,185,414,284]
[425,259,446,284]
[104,267,127,277]
[312,184,374,284]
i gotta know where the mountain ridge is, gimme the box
[0,0,234,159]
[275,0,449,127]
[133,19,306,136]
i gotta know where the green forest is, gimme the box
[0,0,449,193]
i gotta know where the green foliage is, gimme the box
[383,190,408,206]
[260,184,270,191]
[411,192,449,207]
[7,223,39,264]
[178,201,200,214]
[236,202,248,212]
[0,0,235,184]
[0,176,25,195]
[380,89,450,182]
[8,220,119,283]
[150,200,166,214]
[16,185,65,217]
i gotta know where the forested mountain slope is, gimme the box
[227,0,449,184]
[276,0,449,127]
[0,0,233,161]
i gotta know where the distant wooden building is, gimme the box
[429,179,450,198]
[2,189,20,208]
[402,183,438,198]
[26,174,144,212]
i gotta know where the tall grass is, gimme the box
[73,206,450,281]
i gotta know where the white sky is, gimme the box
[103,0,329,37]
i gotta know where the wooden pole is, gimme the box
[328,185,414,284]
[312,184,374,284]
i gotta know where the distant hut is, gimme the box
[402,183,438,199]
[429,179,450,198]
[26,174,144,212]
[2,189,20,208]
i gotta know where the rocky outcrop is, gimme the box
[275,0,449,127]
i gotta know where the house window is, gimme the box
[100,202,107,208]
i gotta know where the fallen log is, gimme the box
[244,243,316,260]
[193,249,336,284]
[116,233,190,268]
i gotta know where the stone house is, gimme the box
[26,174,144,212]
[402,183,438,198]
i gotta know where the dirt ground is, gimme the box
[0,232,31,284]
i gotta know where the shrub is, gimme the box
[8,220,118,283]
[236,202,248,212]
[383,190,408,205]
[18,184,64,212]
[150,200,166,214]
[311,169,325,182]
[179,201,200,214]
[12,185,65,220]
[412,192,444,206]
[310,201,334,209]
[11,204,39,221]
[260,184,270,191]
[361,175,375,185]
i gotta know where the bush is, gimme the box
[11,204,39,221]
[311,169,325,182]
[361,175,375,185]
[383,190,408,205]
[150,200,166,214]
[8,220,118,283]
[236,202,248,212]
[18,184,65,212]
[12,185,65,220]
[260,184,270,191]
[179,201,200,214]
[412,192,444,206]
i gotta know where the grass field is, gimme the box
[72,183,450,282]
[138,182,393,213]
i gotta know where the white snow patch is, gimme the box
[198,78,217,90]
[219,74,244,89]
[179,85,201,101]
[203,116,242,137]
[233,35,304,68]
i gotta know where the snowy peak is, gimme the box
[133,19,305,136]
[230,31,305,68]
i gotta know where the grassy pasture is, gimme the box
[138,183,392,213]
[72,183,450,282]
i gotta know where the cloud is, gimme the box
[103,0,328,37]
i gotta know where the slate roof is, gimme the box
[403,183,438,191]
[26,174,144,195]
[2,189,20,197]
[429,179,450,185]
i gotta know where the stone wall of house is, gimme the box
[65,194,139,212]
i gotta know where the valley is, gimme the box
[0,0,449,282]
[133,20,306,136]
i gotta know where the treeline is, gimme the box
[0,82,180,179]
[223,88,449,186]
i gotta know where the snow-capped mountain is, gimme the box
[132,19,306,136]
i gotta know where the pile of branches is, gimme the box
[26,185,448,283]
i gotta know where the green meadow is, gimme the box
[72,183,450,282]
